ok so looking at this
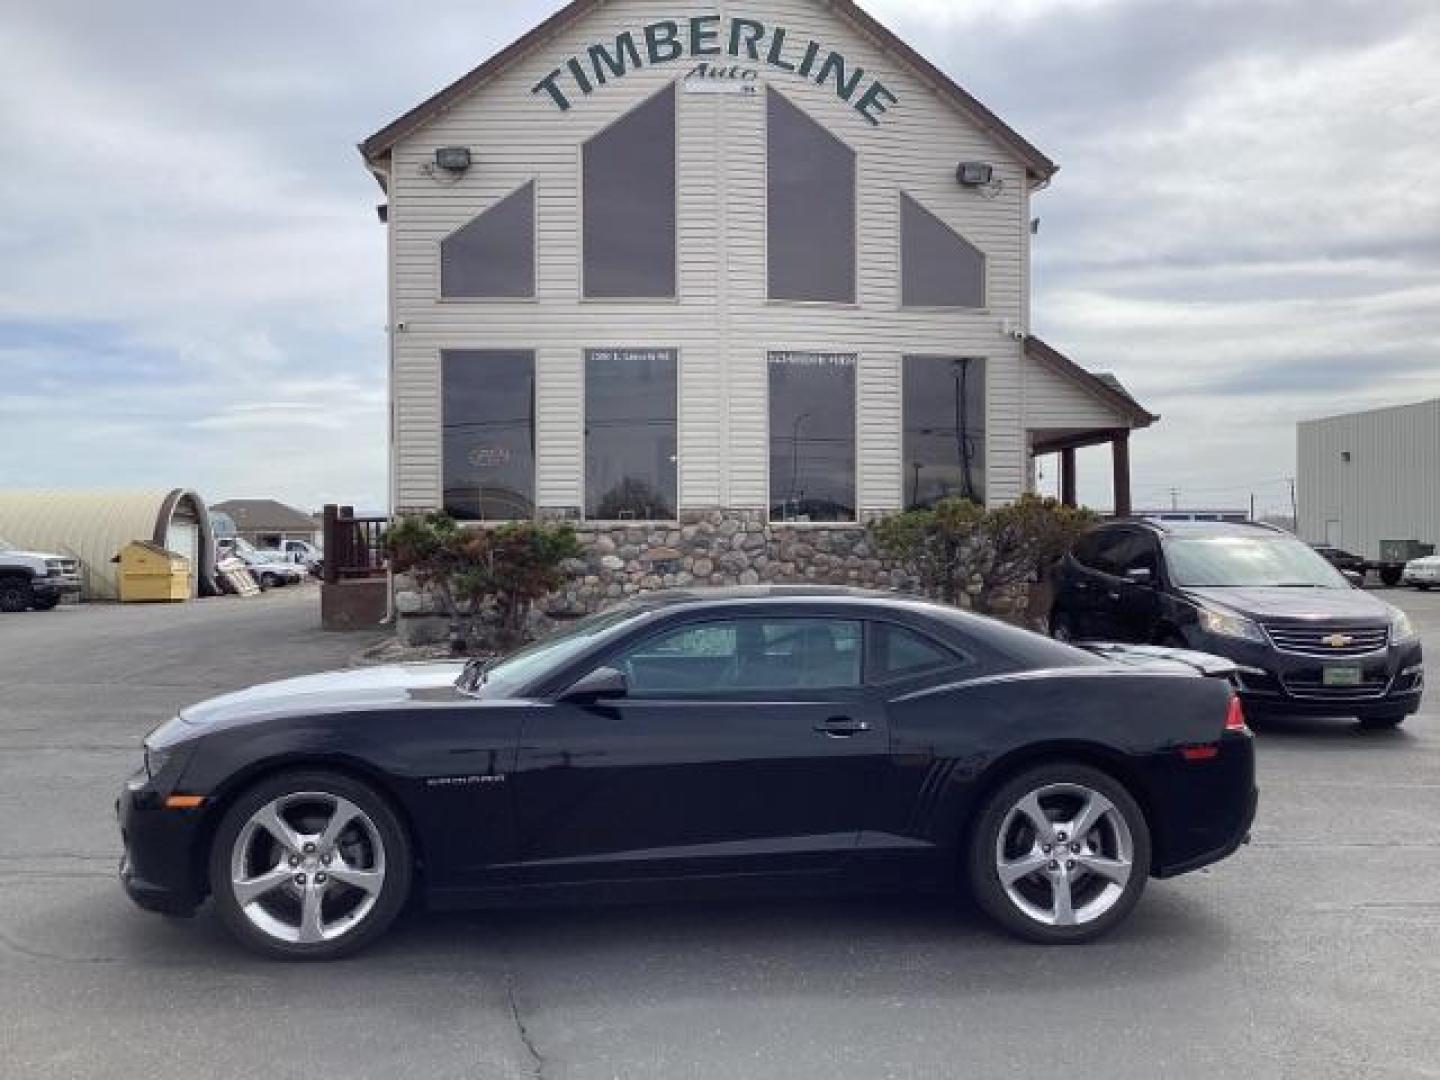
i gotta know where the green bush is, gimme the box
[871,495,1096,614]
[384,513,580,648]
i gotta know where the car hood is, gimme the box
[177,662,473,729]
[2,548,66,561]
[1181,586,1389,623]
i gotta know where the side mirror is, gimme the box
[1342,570,1364,589]
[562,666,628,704]
[1124,567,1154,587]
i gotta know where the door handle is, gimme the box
[1107,591,1121,601]
[814,716,871,737]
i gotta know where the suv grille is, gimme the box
[1281,674,1392,701]
[1263,624,1389,657]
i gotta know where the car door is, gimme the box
[1065,530,1125,638]
[1109,530,1164,642]
[509,613,887,887]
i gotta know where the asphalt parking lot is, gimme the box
[2,586,1438,1080]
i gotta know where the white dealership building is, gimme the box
[360,0,1156,541]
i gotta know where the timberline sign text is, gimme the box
[532,15,899,125]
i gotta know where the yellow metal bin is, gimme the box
[115,541,191,603]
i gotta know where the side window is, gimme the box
[617,618,862,696]
[872,623,961,682]
[1072,531,1109,572]
[1117,534,1159,576]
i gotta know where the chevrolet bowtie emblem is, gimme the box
[1323,633,1355,648]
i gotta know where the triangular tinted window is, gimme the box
[441,182,536,299]
[583,85,677,299]
[768,89,856,304]
[901,195,985,308]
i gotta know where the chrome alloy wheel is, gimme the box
[994,783,1135,927]
[229,792,386,945]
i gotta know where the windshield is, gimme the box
[1165,535,1349,588]
[468,603,652,698]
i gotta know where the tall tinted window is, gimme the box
[442,351,535,520]
[903,357,986,509]
[583,85,676,298]
[769,352,856,522]
[900,195,985,308]
[440,182,535,298]
[586,348,677,520]
[767,89,856,303]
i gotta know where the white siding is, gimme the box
[1021,351,1126,431]
[1297,399,1440,559]
[387,0,1035,514]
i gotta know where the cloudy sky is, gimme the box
[2,0,1437,517]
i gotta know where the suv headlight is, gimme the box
[1390,607,1418,644]
[1197,607,1267,644]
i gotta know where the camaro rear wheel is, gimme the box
[968,764,1151,944]
[209,771,412,960]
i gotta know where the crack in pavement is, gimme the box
[505,965,547,1080]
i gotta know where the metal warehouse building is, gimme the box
[359,0,1157,554]
[1298,398,1440,559]
[0,489,218,600]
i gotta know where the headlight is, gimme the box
[144,744,172,780]
[1390,607,1418,644]
[1197,607,1267,644]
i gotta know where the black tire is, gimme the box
[1049,611,1077,643]
[0,576,34,613]
[208,770,413,960]
[1358,713,1407,731]
[1380,567,1402,587]
[31,594,61,611]
[260,573,280,589]
[1416,585,1431,592]
[968,762,1151,945]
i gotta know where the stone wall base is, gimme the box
[392,510,1035,636]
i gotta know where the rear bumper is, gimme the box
[1156,783,1257,878]
[1149,733,1257,878]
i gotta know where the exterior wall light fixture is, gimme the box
[435,147,473,173]
[956,162,995,186]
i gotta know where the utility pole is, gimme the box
[1289,477,1298,528]
[1169,487,1179,511]
[1250,493,1256,521]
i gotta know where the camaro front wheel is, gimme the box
[209,771,412,960]
[968,764,1151,944]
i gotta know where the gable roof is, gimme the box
[1024,336,1159,429]
[211,499,320,534]
[358,0,1057,185]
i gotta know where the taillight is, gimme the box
[1224,695,1249,734]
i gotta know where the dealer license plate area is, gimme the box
[1323,666,1363,687]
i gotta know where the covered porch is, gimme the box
[1022,337,1159,516]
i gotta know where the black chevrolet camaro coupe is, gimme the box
[119,588,1257,959]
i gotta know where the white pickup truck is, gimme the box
[0,536,83,612]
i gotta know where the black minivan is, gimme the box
[1049,520,1424,729]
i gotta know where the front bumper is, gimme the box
[33,576,82,599]
[116,768,208,917]
[1176,630,1423,719]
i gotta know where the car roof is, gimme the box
[628,585,915,608]
[1104,518,1292,540]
